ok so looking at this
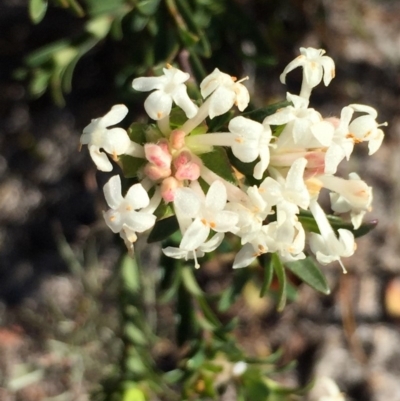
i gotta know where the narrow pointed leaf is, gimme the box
[200,147,236,184]
[147,215,179,243]
[29,0,48,23]
[259,255,274,297]
[181,265,203,296]
[299,210,378,238]
[271,253,286,311]
[242,101,291,123]
[285,257,330,295]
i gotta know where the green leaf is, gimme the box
[137,0,161,16]
[131,13,150,32]
[85,0,125,17]
[121,254,140,293]
[200,147,236,184]
[181,266,203,296]
[207,109,234,132]
[197,297,220,329]
[285,257,330,295]
[259,255,273,297]
[147,215,179,243]
[86,15,113,39]
[128,122,149,143]
[218,267,251,312]
[122,387,146,401]
[119,155,147,178]
[29,69,51,97]
[242,101,291,123]
[124,322,148,346]
[271,253,286,311]
[66,0,85,17]
[243,376,270,401]
[178,27,199,48]
[298,210,378,238]
[29,0,48,23]
[25,40,70,67]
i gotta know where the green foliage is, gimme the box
[23,0,275,104]
[285,258,330,295]
[298,210,378,238]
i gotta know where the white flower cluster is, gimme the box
[80,47,386,271]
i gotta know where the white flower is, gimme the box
[315,377,346,401]
[132,65,198,120]
[163,232,224,269]
[264,93,329,149]
[308,199,355,272]
[265,211,306,261]
[348,104,386,155]
[324,106,355,174]
[259,157,310,215]
[327,173,373,229]
[200,68,250,118]
[80,104,136,172]
[226,185,271,245]
[173,181,239,251]
[280,47,335,99]
[233,212,305,268]
[229,116,272,179]
[103,175,157,245]
[233,235,272,269]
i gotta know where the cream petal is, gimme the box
[233,243,257,269]
[124,211,156,233]
[205,181,227,212]
[172,84,198,118]
[101,104,129,127]
[103,210,123,233]
[103,175,123,209]
[180,219,210,250]
[125,183,150,210]
[89,146,113,171]
[208,86,235,119]
[102,127,131,155]
[144,90,173,120]
[320,56,335,86]
[132,76,167,92]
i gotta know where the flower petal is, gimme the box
[174,187,201,218]
[103,175,123,209]
[233,243,257,269]
[172,84,198,118]
[205,180,227,212]
[132,76,167,92]
[208,86,235,119]
[89,146,113,171]
[144,90,173,120]
[124,211,156,232]
[102,127,131,155]
[125,183,150,210]
[180,219,210,250]
[101,104,129,127]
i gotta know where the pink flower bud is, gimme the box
[173,150,190,169]
[175,162,201,181]
[170,129,186,150]
[144,141,172,168]
[161,177,182,202]
[143,163,171,181]
[173,151,201,181]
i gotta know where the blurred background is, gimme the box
[1,0,400,400]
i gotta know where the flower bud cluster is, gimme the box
[80,48,386,271]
